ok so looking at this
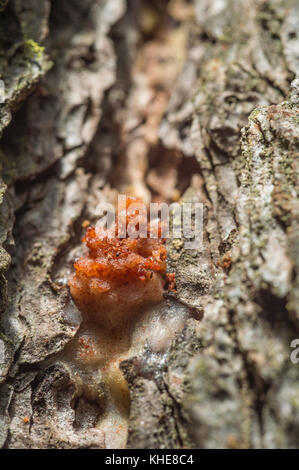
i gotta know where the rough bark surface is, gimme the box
[0,0,298,449]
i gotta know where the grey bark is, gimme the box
[0,0,298,449]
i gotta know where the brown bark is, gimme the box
[0,0,298,449]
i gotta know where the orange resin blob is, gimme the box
[69,197,169,328]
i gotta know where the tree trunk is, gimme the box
[0,0,298,449]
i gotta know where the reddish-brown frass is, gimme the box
[69,197,170,328]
